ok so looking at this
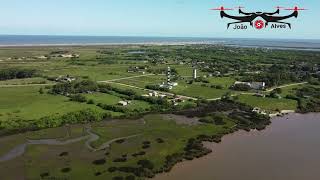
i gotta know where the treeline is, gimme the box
[0,109,107,136]
[241,65,303,87]
[145,85,169,92]
[50,80,98,95]
[0,68,37,81]
[175,99,270,131]
[99,83,172,108]
[295,86,320,113]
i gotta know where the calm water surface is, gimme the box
[154,113,320,180]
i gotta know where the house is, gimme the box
[55,75,76,83]
[159,82,178,90]
[234,81,266,90]
[60,54,79,58]
[252,107,267,115]
[143,91,167,98]
[149,91,158,97]
[250,82,266,90]
[118,101,131,106]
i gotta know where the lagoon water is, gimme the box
[154,113,320,180]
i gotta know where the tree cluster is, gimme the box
[0,68,37,80]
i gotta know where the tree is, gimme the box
[70,94,87,103]
[39,88,44,94]
[274,88,282,94]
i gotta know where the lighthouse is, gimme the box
[193,68,197,79]
[167,66,171,84]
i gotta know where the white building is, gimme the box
[234,81,266,90]
[118,101,131,106]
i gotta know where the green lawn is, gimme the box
[0,77,50,85]
[207,77,236,89]
[43,64,139,81]
[279,84,305,97]
[85,93,122,105]
[115,75,166,88]
[237,95,298,112]
[0,86,103,122]
[171,81,230,99]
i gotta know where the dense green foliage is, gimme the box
[145,84,169,92]
[50,80,98,95]
[0,109,106,136]
[0,68,37,80]
[296,86,320,112]
[241,65,303,87]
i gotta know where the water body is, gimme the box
[0,35,319,51]
[154,113,320,180]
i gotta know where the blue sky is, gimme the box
[0,0,318,39]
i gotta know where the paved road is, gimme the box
[98,74,156,83]
[265,82,308,92]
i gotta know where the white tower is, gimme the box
[193,68,197,79]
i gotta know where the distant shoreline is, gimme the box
[0,42,319,52]
[0,35,320,52]
[0,41,220,47]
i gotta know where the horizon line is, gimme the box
[0,34,319,41]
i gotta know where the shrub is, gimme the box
[132,151,146,157]
[113,157,127,162]
[108,167,118,173]
[40,172,49,178]
[0,68,37,80]
[92,158,106,165]
[87,99,95,104]
[61,167,71,173]
[59,152,69,157]
[70,94,87,103]
[156,138,164,143]
[95,172,102,176]
[142,141,150,145]
[113,176,124,180]
[125,175,136,180]
[137,159,154,170]
[142,144,150,149]
[115,139,125,144]
[39,88,44,94]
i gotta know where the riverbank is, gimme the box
[153,113,320,180]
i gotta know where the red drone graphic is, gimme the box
[211,6,307,29]
[254,20,264,29]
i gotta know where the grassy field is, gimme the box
[237,95,298,112]
[207,77,236,89]
[0,77,51,85]
[0,86,104,122]
[114,75,166,88]
[171,81,230,99]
